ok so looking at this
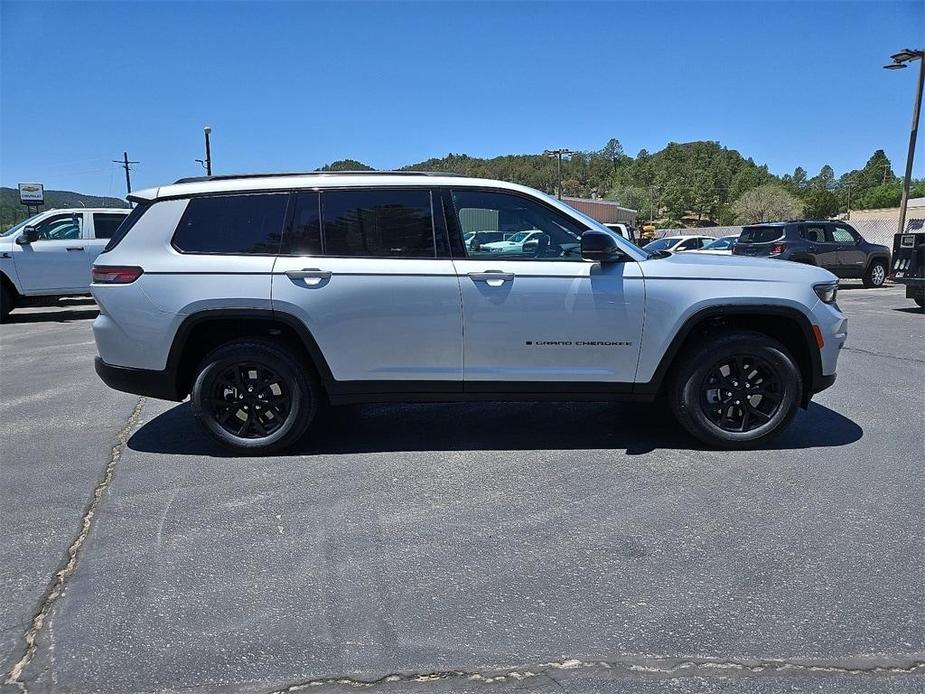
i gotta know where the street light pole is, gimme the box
[884,49,924,236]
[543,148,575,199]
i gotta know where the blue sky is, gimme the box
[2,1,923,196]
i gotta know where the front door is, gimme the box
[447,188,644,388]
[831,223,866,277]
[15,212,89,293]
[271,188,463,389]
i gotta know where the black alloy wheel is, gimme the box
[700,354,782,433]
[208,362,291,439]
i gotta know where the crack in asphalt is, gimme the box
[268,654,925,691]
[4,398,146,692]
[842,345,925,364]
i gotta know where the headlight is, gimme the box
[814,282,838,304]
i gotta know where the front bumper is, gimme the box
[94,357,181,401]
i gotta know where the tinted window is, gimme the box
[93,213,128,239]
[452,190,586,260]
[104,203,149,251]
[173,193,288,254]
[801,225,826,243]
[739,226,784,243]
[322,189,435,258]
[33,214,82,240]
[283,191,322,255]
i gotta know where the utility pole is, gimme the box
[196,126,213,175]
[884,48,924,236]
[543,148,575,199]
[844,180,854,220]
[112,152,139,197]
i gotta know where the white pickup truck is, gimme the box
[1,207,129,321]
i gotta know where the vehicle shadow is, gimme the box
[5,307,99,324]
[128,400,863,458]
[893,306,925,314]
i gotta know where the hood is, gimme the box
[640,250,838,284]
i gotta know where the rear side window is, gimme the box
[103,203,149,252]
[739,226,783,243]
[321,189,435,258]
[93,213,128,239]
[283,191,322,255]
[172,193,288,255]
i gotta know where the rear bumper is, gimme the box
[94,357,181,401]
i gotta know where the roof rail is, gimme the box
[172,170,463,184]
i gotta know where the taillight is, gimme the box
[770,243,786,255]
[92,265,144,284]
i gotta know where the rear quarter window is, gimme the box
[739,226,784,243]
[172,193,289,255]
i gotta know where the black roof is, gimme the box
[742,219,838,226]
[173,171,462,185]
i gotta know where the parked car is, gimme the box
[0,208,130,321]
[604,223,636,244]
[90,172,845,453]
[891,230,924,308]
[693,235,740,255]
[642,235,716,253]
[732,220,891,288]
[479,229,547,255]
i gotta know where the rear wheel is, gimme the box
[863,259,887,288]
[669,331,802,449]
[190,339,318,454]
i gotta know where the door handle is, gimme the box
[285,268,332,286]
[467,270,514,284]
[66,246,85,252]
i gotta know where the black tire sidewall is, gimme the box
[0,284,11,322]
[671,333,802,448]
[191,341,315,453]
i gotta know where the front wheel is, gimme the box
[190,339,318,454]
[669,331,802,449]
[863,259,887,288]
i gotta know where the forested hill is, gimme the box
[323,140,922,227]
[1,187,128,229]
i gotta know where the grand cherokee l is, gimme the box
[90,172,846,452]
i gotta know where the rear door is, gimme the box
[447,188,644,387]
[271,188,463,388]
[88,212,129,264]
[15,212,90,293]
[811,224,840,271]
[832,223,866,277]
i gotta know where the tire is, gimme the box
[0,283,13,323]
[863,259,887,288]
[190,339,318,454]
[669,331,802,449]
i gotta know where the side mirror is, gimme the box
[16,226,39,245]
[581,230,625,262]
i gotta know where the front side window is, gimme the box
[172,193,288,254]
[452,190,586,260]
[677,238,704,250]
[33,214,82,240]
[321,189,435,258]
[642,238,674,252]
[832,225,859,244]
[93,213,128,239]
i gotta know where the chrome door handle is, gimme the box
[467,271,514,283]
[286,268,332,280]
[66,246,85,252]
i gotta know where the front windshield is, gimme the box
[703,236,737,250]
[642,238,674,252]
[1,214,41,237]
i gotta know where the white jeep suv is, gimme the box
[90,172,846,452]
[1,207,130,321]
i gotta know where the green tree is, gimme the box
[732,184,803,224]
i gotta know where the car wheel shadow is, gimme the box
[892,306,925,314]
[4,308,99,324]
[128,400,863,458]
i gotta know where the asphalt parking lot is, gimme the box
[1,287,923,693]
